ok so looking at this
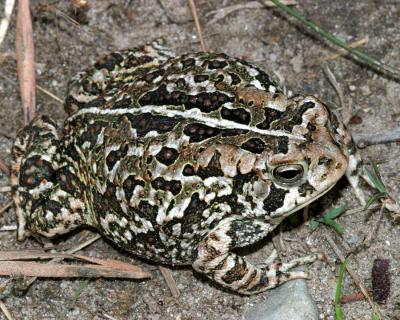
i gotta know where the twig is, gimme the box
[0,0,15,46]
[324,234,383,319]
[0,201,13,216]
[188,0,207,51]
[340,291,365,304]
[0,159,10,177]
[16,0,37,124]
[362,205,384,248]
[0,300,14,320]
[0,186,11,193]
[0,72,63,105]
[0,225,17,232]
[37,85,64,104]
[159,266,180,298]
[206,0,297,25]
[309,38,369,66]
[341,204,379,217]
[269,0,400,81]
[23,234,102,288]
[323,66,351,124]
[352,127,400,148]
[0,260,149,279]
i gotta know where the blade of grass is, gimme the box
[365,192,387,209]
[320,218,345,235]
[371,162,386,192]
[309,218,320,231]
[364,167,386,193]
[323,205,347,220]
[269,0,400,81]
[335,260,346,320]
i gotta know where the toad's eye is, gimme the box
[272,164,304,185]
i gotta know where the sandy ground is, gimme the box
[0,1,399,319]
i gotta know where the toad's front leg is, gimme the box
[192,216,322,295]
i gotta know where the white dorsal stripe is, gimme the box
[68,105,306,140]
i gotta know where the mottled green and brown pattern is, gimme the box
[11,41,361,294]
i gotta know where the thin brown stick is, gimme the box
[188,0,206,51]
[324,234,383,319]
[16,0,36,124]
[0,159,10,177]
[159,266,180,298]
[0,300,14,320]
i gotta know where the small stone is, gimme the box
[290,55,303,74]
[349,85,356,91]
[360,85,371,96]
[345,233,360,245]
[244,277,318,320]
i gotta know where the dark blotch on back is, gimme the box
[142,69,165,83]
[78,121,106,146]
[123,175,145,201]
[204,60,228,69]
[124,54,153,68]
[241,138,265,154]
[181,58,196,68]
[183,123,221,142]
[139,84,233,113]
[183,164,195,176]
[228,72,242,86]
[221,107,251,125]
[263,184,288,213]
[151,177,182,195]
[126,113,180,136]
[284,101,315,131]
[194,74,209,83]
[156,147,179,166]
[221,129,249,137]
[106,144,129,170]
[256,108,284,129]
[112,97,132,109]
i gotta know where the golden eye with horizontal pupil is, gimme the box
[272,164,304,185]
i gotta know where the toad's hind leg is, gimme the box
[11,116,85,241]
[193,216,322,295]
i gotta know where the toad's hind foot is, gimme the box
[11,115,85,240]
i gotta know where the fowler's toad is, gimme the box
[11,42,360,294]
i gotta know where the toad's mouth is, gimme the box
[280,182,337,218]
